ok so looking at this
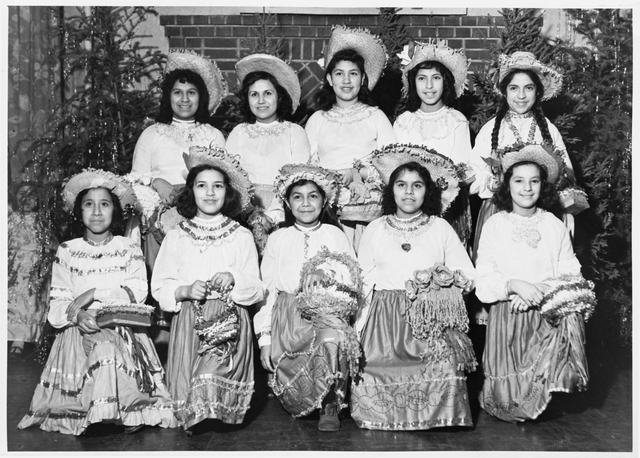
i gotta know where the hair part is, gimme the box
[176,164,243,219]
[406,61,457,111]
[381,162,442,216]
[72,187,124,234]
[156,69,212,124]
[237,71,294,122]
[282,179,343,229]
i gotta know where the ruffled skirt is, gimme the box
[351,290,473,430]
[269,293,349,417]
[166,299,254,429]
[17,326,176,435]
[480,301,589,422]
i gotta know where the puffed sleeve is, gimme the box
[290,123,311,164]
[354,219,379,335]
[452,116,472,166]
[374,109,396,148]
[131,126,155,183]
[225,229,265,306]
[556,223,582,277]
[469,119,495,198]
[210,126,226,148]
[47,244,75,329]
[475,216,510,304]
[224,125,242,157]
[253,230,282,347]
[151,229,190,313]
[305,111,321,165]
[93,242,148,305]
[439,218,476,287]
[547,120,573,171]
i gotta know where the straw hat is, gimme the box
[235,53,301,112]
[398,39,469,98]
[498,143,565,184]
[371,144,463,214]
[62,169,137,213]
[320,25,388,90]
[166,49,228,114]
[183,146,254,216]
[497,51,563,101]
[274,164,341,208]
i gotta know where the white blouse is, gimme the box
[393,107,472,165]
[151,215,264,313]
[253,223,354,347]
[475,210,581,304]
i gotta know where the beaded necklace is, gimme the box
[83,232,114,247]
[505,110,537,144]
[180,216,240,250]
[384,213,434,252]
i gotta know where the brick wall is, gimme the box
[159,12,507,113]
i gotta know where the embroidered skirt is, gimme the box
[17,326,176,435]
[351,290,473,430]
[480,300,589,422]
[269,292,349,417]
[166,299,254,429]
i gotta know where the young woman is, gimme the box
[18,169,175,435]
[253,164,357,432]
[151,147,264,434]
[226,54,310,227]
[475,144,591,422]
[394,40,473,245]
[305,25,396,249]
[351,144,477,430]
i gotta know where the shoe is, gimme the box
[9,346,23,360]
[318,403,340,432]
[124,424,145,434]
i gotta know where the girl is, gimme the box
[305,25,396,249]
[151,147,264,433]
[351,144,477,430]
[475,144,590,422]
[394,39,473,245]
[8,181,51,357]
[18,169,175,435]
[226,53,310,227]
[253,164,356,432]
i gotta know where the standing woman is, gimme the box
[151,147,264,433]
[394,39,474,245]
[475,144,592,422]
[305,25,396,249]
[226,54,310,228]
[253,164,358,432]
[351,144,477,431]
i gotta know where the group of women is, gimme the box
[15,25,594,437]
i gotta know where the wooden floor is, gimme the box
[5,333,634,454]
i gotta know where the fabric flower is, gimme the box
[453,270,473,293]
[431,263,455,289]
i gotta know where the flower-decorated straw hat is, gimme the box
[497,51,563,101]
[62,168,137,213]
[183,146,254,216]
[371,144,469,214]
[274,163,342,208]
[398,39,470,98]
[166,49,228,114]
[320,25,388,90]
[235,53,301,112]
[498,143,565,184]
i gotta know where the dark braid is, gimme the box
[530,103,553,146]
[490,99,510,152]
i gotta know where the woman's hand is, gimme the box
[210,272,235,293]
[152,178,176,205]
[260,345,275,372]
[66,288,96,323]
[302,269,325,294]
[509,295,530,314]
[336,168,354,187]
[507,279,545,309]
[176,280,209,302]
[77,310,100,334]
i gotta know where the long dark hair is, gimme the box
[314,49,374,111]
[406,61,457,112]
[492,161,562,217]
[282,179,343,229]
[156,69,211,124]
[237,71,294,122]
[490,70,553,152]
[73,187,125,235]
[381,162,441,216]
[176,164,242,218]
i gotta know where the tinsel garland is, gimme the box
[404,263,476,371]
[192,289,241,359]
[537,274,596,327]
[294,247,364,375]
[94,304,155,328]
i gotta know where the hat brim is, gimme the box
[62,169,137,213]
[166,50,228,114]
[236,54,301,112]
[497,54,563,101]
[274,164,341,208]
[183,147,254,216]
[499,144,562,183]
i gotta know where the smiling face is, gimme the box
[392,170,426,219]
[327,60,363,108]
[505,72,537,115]
[287,182,325,227]
[81,188,115,241]
[415,68,445,112]
[170,80,200,121]
[193,169,227,219]
[508,163,542,216]
[248,78,279,124]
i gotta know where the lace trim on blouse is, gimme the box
[154,122,218,145]
[178,216,242,250]
[503,209,546,248]
[399,107,461,141]
[322,102,376,125]
[243,121,289,139]
[382,213,435,240]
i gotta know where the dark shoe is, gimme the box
[318,403,340,432]
[9,346,23,360]
[124,424,145,434]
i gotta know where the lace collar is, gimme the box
[503,209,545,248]
[323,102,375,124]
[244,120,288,138]
[179,215,241,250]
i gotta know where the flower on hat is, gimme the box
[274,164,342,209]
[62,168,137,214]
